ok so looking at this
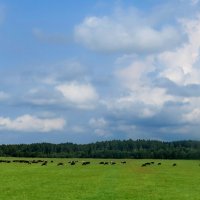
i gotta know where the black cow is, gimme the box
[70,161,76,165]
[158,163,161,165]
[57,163,64,166]
[82,161,90,165]
[41,161,48,166]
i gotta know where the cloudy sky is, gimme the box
[1,0,200,144]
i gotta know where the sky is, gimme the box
[0,0,200,144]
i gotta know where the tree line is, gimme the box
[0,139,200,159]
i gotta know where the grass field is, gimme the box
[0,158,199,200]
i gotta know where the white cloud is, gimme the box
[159,15,200,85]
[182,108,200,124]
[56,81,98,109]
[75,10,180,53]
[0,115,66,132]
[110,13,200,121]
[114,58,175,113]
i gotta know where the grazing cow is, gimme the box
[141,162,153,167]
[110,161,116,165]
[41,161,48,166]
[172,163,177,167]
[68,160,77,165]
[57,163,64,166]
[104,162,109,165]
[158,163,161,165]
[145,162,151,165]
[70,161,76,165]
[99,162,104,164]
[82,161,90,165]
[121,161,126,164]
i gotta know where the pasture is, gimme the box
[0,158,199,200]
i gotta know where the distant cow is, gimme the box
[70,161,76,165]
[141,162,153,167]
[121,161,126,164]
[82,161,90,165]
[172,163,177,167]
[41,162,47,166]
[158,163,161,165]
[57,163,64,166]
[41,161,47,166]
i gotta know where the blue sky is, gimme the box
[1,0,200,144]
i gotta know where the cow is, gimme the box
[158,163,161,165]
[172,163,177,167]
[41,161,48,166]
[121,161,126,164]
[57,163,64,166]
[141,162,152,167]
[82,161,90,165]
[70,161,76,165]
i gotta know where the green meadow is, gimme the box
[0,158,199,200]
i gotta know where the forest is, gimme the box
[0,139,199,159]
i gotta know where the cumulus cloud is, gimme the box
[182,108,200,124]
[0,115,66,132]
[109,13,200,122]
[56,81,98,109]
[111,57,176,119]
[159,15,200,85]
[74,9,180,53]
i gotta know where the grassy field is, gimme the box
[0,158,199,200]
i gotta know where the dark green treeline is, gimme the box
[0,140,200,159]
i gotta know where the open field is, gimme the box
[0,158,199,200]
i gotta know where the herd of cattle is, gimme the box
[0,159,127,166]
[141,162,177,167]
[0,159,178,167]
